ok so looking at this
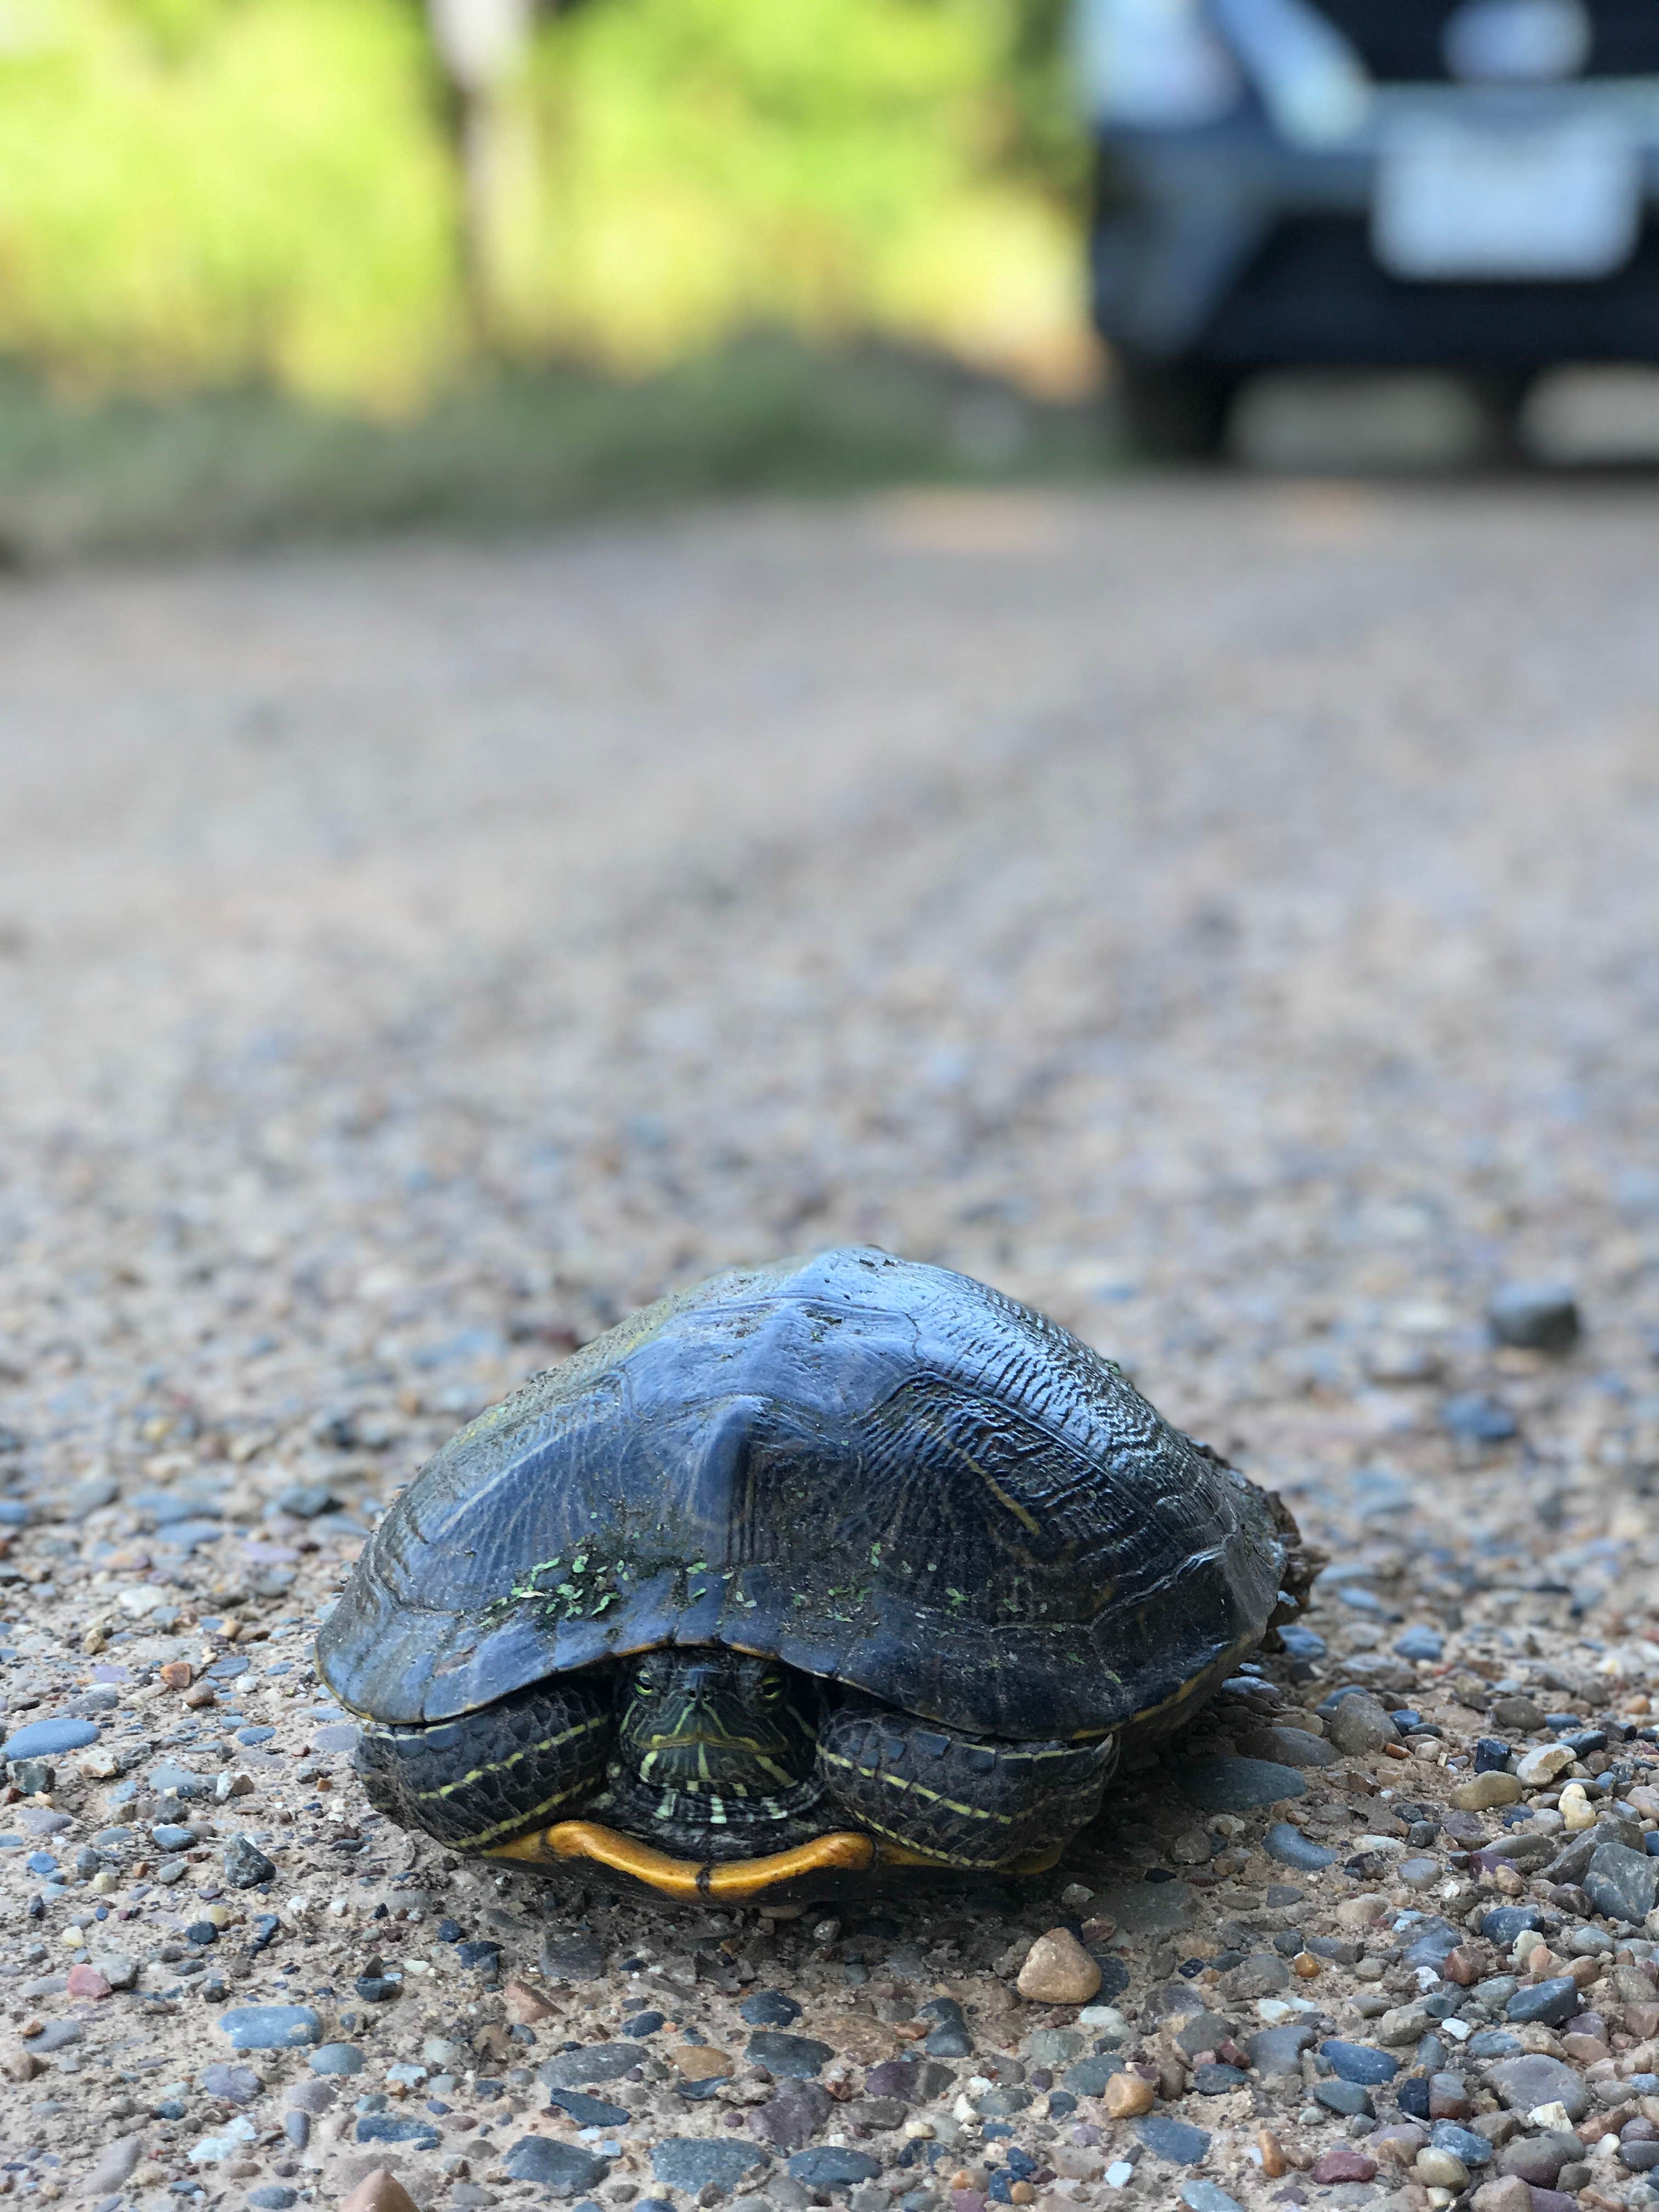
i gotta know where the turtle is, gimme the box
[316,1245,1303,1903]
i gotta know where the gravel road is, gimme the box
[5,482,1659,2212]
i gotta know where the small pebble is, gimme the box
[1015,1928,1100,2005]
[1099,2073,1155,2119]
[1488,1281,1579,1352]
[1452,1771,1522,1812]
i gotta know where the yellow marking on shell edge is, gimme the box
[1125,1633,1257,1728]
[486,1820,875,1898]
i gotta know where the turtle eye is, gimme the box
[632,1662,657,1697]
[758,1668,786,1705]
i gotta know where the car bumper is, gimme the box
[1092,80,1659,368]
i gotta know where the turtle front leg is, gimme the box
[816,1699,1116,1870]
[354,1671,613,1851]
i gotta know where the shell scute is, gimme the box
[317,1246,1286,1739]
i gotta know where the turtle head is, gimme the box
[615,1646,816,1793]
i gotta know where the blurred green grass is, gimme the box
[0,337,1111,562]
[0,0,1088,405]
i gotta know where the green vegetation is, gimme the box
[0,340,1105,562]
[0,1,1100,550]
[0,0,1089,406]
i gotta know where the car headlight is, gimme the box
[1071,0,1244,128]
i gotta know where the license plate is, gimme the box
[1373,114,1640,280]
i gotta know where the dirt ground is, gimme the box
[4,480,1659,2212]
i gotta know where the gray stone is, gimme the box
[1488,1282,1579,1353]
[1135,2117,1211,2164]
[1401,1921,1463,1969]
[1245,2025,1316,2077]
[357,2114,441,2149]
[1585,1840,1659,1924]
[2,1717,99,1759]
[1239,1725,1338,1769]
[1485,2054,1591,2121]
[223,1833,276,1888]
[1430,2121,1492,2167]
[1064,2054,1127,2095]
[546,2088,631,2128]
[1491,1695,1545,1730]
[308,2043,364,2075]
[1466,2032,1523,2061]
[1088,1877,1192,1935]
[63,1472,120,1519]
[1442,1392,1519,1442]
[741,1988,802,2027]
[1481,1906,1545,1943]
[1505,1977,1579,2027]
[753,2077,832,2152]
[540,1931,606,1982]
[1229,1951,1291,1998]
[863,2060,922,2101]
[1026,2028,1086,2066]
[1263,1821,1336,1871]
[1394,1627,1444,1662]
[199,2062,261,2103]
[1179,2188,1243,2212]
[787,2150,883,2191]
[974,2085,1033,2115]
[504,2138,610,2192]
[274,1482,338,1519]
[1321,2040,1400,2085]
[1325,1693,1398,1757]
[1543,1832,1602,1887]
[148,1759,208,1798]
[1177,1755,1306,1813]
[652,2139,771,2196]
[1313,2079,1373,2118]
[284,2081,336,2114]
[1497,2130,1587,2186]
[746,2030,834,2078]
[88,2137,144,2194]
[539,2044,643,2087]
[218,2005,323,2050]
[1173,2011,1235,2057]
[248,2191,298,2210]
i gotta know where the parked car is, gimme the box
[1073,0,1659,454]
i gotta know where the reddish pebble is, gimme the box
[952,2193,988,2212]
[66,1965,111,2000]
[1311,2149,1378,2184]
[339,2173,420,2212]
[1443,1946,1481,1986]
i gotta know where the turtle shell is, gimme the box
[317,1246,1288,1741]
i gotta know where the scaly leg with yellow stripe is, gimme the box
[354,1677,613,1851]
[815,1699,1116,1870]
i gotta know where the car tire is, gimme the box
[1112,352,1239,462]
[1466,373,1536,467]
